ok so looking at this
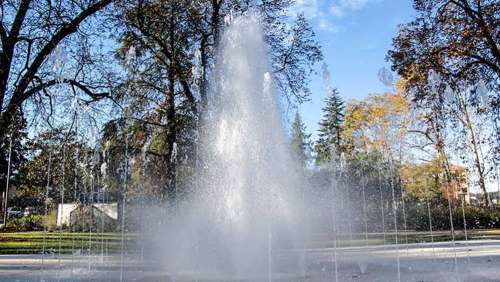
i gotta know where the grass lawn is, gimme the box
[1,229,500,255]
[0,232,136,255]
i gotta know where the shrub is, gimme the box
[19,215,44,231]
[5,215,44,231]
[454,206,500,230]
[404,204,500,231]
[6,217,23,231]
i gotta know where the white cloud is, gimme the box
[330,0,380,18]
[340,0,371,10]
[291,0,380,33]
[330,5,344,17]
[317,18,342,33]
[291,0,320,19]
[291,0,338,33]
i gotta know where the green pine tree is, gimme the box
[291,111,311,167]
[315,88,345,165]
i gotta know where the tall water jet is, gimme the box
[151,13,307,280]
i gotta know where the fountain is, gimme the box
[145,12,308,281]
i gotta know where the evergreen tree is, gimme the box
[315,88,345,165]
[290,112,311,167]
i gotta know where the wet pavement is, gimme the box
[0,240,499,281]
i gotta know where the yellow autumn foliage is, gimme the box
[342,89,411,159]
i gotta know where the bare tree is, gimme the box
[0,0,114,154]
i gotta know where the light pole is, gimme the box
[2,135,13,227]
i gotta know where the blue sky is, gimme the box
[292,0,415,140]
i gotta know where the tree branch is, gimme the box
[0,22,7,47]
[408,129,434,143]
[8,0,31,42]
[10,0,112,106]
[128,14,198,115]
[23,78,109,101]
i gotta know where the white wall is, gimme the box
[56,203,78,227]
[57,203,117,227]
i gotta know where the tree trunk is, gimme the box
[211,0,222,51]
[164,80,176,205]
[162,2,177,205]
[453,91,492,207]
[433,123,456,237]
[199,36,209,115]
[462,101,491,207]
[470,136,490,206]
